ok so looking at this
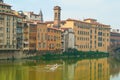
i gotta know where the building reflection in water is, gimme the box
[0,58,110,80]
[109,57,120,79]
[74,58,109,80]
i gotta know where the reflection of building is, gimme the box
[0,58,110,80]
[62,61,75,80]
[75,58,109,80]
[109,58,120,77]
[0,0,23,50]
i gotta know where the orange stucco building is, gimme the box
[36,23,47,51]
[47,27,62,52]
[36,23,62,53]
[23,21,37,51]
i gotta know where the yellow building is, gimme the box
[75,58,109,80]
[61,18,111,52]
[46,18,110,52]
[36,22,62,53]
[0,0,23,50]
[47,27,62,52]
[46,6,111,52]
[36,23,48,52]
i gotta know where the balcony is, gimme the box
[24,42,29,44]
[61,39,64,42]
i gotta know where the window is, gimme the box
[17,28,22,33]
[0,39,3,43]
[54,36,56,41]
[90,40,92,44]
[55,13,57,18]
[98,37,102,41]
[39,43,41,48]
[107,33,109,36]
[38,33,40,40]
[0,27,3,31]
[43,43,46,48]
[90,30,92,34]
[95,30,97,34]
[6,28,9,32]
[95,35,96,39]
[98,32,102,36]
[103,33,105,36]
[90,35,92,39]
[90,45,92,48]
[48,35,50,41]
[0,33,3,37]
[58,13,60,19]
[98,43,102,47]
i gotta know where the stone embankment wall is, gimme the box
[0,50,62,60]
[0,51,36,60]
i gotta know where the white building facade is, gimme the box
[61,28,75,52]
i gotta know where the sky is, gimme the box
[4,0,120,29]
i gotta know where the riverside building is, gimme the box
[46,6,111,52]
[18,10,43,23]
[23,21,37,51]
[61,18,111,52]
[61,28,75,52]
[110,29,120,46]
[0,0,23,50]
[36,23,48,52]
[18,10,44,52]
[47,18,111,52]
[37,23,62,53]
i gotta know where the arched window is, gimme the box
[55,13,57,18]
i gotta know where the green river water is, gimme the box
[0,57,120,80]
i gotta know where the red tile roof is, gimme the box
[66,18,110,27]
[45,20,66,24]
[45,18,110,27]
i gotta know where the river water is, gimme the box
[0,57,120,80]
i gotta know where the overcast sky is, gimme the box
[4,0,120,29]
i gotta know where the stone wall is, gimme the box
[0,50,36,60]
